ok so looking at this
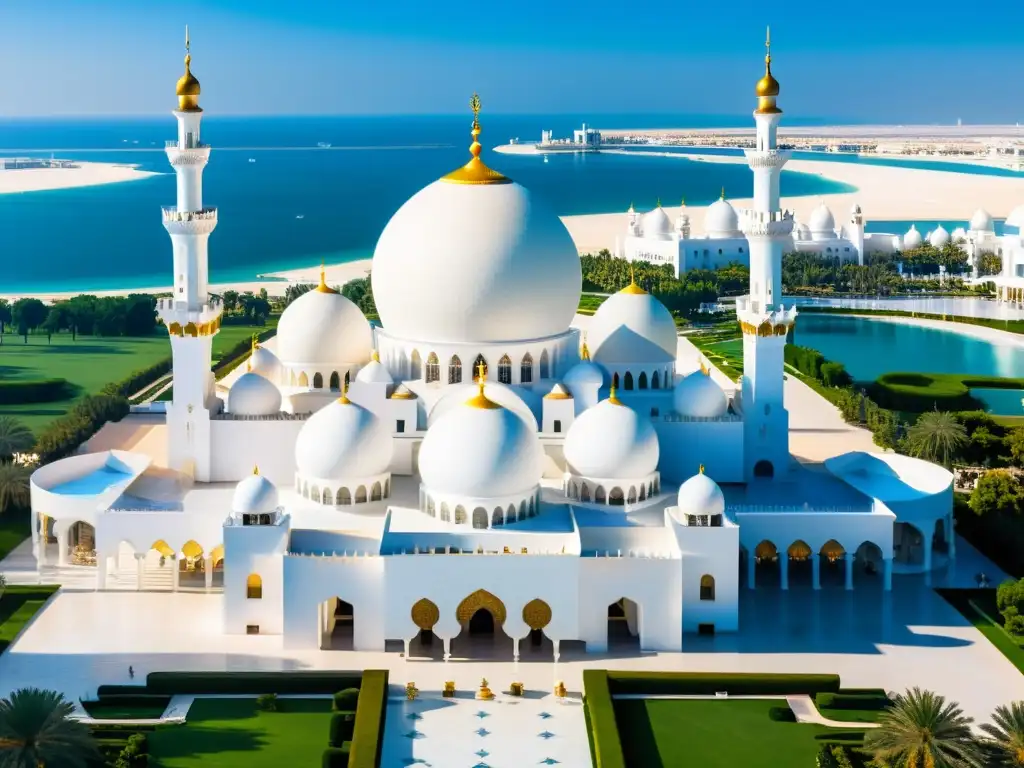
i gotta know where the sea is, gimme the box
[0,114,1019,295]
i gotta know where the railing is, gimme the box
[156,296,223,313]
[661,413,741,423]
[580,549,679,559]
[165,139,209,150]
[728,504,869,514]
[162,206,218,222]
[213,412,310,422]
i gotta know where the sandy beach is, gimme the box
[5,148,1023,302]
[0,160,160,196]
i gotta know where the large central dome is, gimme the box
[371,105,582,344]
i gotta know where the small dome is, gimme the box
[928,225,950,248]
[229,372,282,416]
[676,468,725,518]
[903,225,923,250]
[704,197,740,238]
[588,284,677,364]
[563,358,604,391]
[951,227,967,241]
[356,353,394,385]
[673,371,727,418]
[545,383,572,400]
[564,393,659,479]
[390,384,416,400]
[808,203,835,238]
[970,208,994,232]
[277,275,373,368]
[249,344,282,381]
[232,469,279,515]
[1006,204,1024,230]
[641,206,673,239]
[295,395,393,480]
[419,386,544,498]
[794,222,811,240]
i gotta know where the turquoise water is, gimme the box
[970,388,1024,417]
[0,115,854,293]
[49,465,134,496]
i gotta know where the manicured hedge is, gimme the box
[0,378,72,405]
[785,344,826,378]
[870,371,1024,413]
[604,671,842,696]
[119,671,364,695]
[816,692,890,711]
[321,746,350,768]
[582,670,626,768]
[96,685,149,697]
[347,669,389,768]
[329,711,355,747]
[333,687,360,712]
[102,359,172,399]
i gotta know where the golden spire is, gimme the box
[656,197,662,208]
[608,384,622,405]
[720,187,726,200]
[755,25,782,113]
[465,361,501,409]
[371,349,380,363]
[251,333,259,352]
[681,196,686,207]
[176,25,202,112]
[338,381,351,404]
[441,93,511,185]
[620,263,647,295]
[315,259,338,294]
[627,201,635,213]
[580,333,590,361]
[699,464,705,475]
[253,464,260,475]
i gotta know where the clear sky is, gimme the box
[5,0,1023,122]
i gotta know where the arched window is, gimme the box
[440,503,450,522]
[322,488,333,505]
[329,372,340,391]
[539,349,550,379]
[425,353,440,383]
[580,484,591,502]
[371,482,382,501]
[627,486,637,504]
[310,485,320,503]
[298,372,309,387]
[426,498,436,517]
[609,487,624,506]
[313,372,323,389]
[410,350,422,380]
[506,504,515,524]
[521,353,534,384]
[472,354,488,380]
[384,479,390,497]
[338,487,351,505]
[519,501,527,520]
[454,506,467,525]
[529,497,536,516]
[355,485,367,503]
[448,355,462,384]
[638,372,648,389]
[344,371,351,388]
[624,372,634,390]
[639,484,646,501]
[652,371,660,389]
[247,573,263,599]
[700,574,716,601]
[498,354,512,385]
[612,372,620,388]
[492,508,504,527]
[569,482,578,500]
[472,508,488,529]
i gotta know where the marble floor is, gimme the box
[381,694,588,768]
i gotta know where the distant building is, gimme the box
[0,157,77,170]
[539,123,601,151]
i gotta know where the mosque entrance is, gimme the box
[753,460,774,479]
[607,598,641,652]
[469,608,494,635]
[320,597,355,651]
[450,589,513,660]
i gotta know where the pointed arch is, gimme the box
[638,372,648,389]
[755,540,778,560]
[506,503,516,524]
[788,540,812,561]
[338,487,351,505]
[700,574,715,601]
[521,353,534,384]
[298,372,309,387]
[569,482,578,500]
[609,487,624,506]
[612,372,620,388]
[246,573,263,599]
[329,371,340,391]
[411,598,440,630]
[313,372,323,389]
[652,370,660,389]
[472,354,488,380]
[410,350,422,380]
[624,372,634,390]
[456,589,506,626]
[310,485,320,503]
[344,370,351,388]
[371,481,382,501]
[355,485,367,503]
[492,507,504,527]
[472,507,488,529]
[519,501,527,521]
[322,488,333,505]
[498,354,512,384]
[639,484,646,501]
[627,486,637,504]
[426,497,436,517]
[595,486,606,504]
[440,502,450,522]
[529,497,536,516]
[539,349,550,379]
[580,483,591,502]
[425,352,440,383]
[820,539,845,561]
[454,505,466,525]
[181,540,204,559]
[384,479,390,497]
[448,355,462,384]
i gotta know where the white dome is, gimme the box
[704,198,740,238]
[428,381,539,430]
[928,225,950,248]
[676,470,725,518]
[419,389,544,498]
[355,355,393,385]
[295,396,393,480]
[371,178,581,344]
[1007,204,1024,229]
[563,358,604,391]
[641,207,672,239]
[564,395,659,479]
[903,225,923,250]
[794,222,812,241]
[951,227,967,241]
[277,283,373,367]
[589,285,677,364]
[232,471,279,515]
[229,372,282,416]
[809,203,836,239]
[673,371,727,418]
[970,208,994,232]
[249,345,282,381]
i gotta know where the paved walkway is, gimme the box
[786,695,880,729]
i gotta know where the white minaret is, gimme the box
[737,27,795,482]
[158,27,222,482]
[848,203,866,266]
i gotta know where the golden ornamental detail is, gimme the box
[740,319,793,336]
[456,589,507,625]
[410,598,440,630]
[441,93,511,185]
[522,598,552,631]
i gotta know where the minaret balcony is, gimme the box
[743,149,791,169]
[736,296,798,330]
[162,206,218,235]
[740,209,794,237]
[157,297,224,328]
[165,142,211,167]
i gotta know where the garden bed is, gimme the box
[938,588,1024,674]
[0,585,59,654]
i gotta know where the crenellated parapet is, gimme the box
[740,208,794,237]
[736,298,797,334]
[162,206,218,235]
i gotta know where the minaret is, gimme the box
[158,27,222,482]
[737,27,795,482]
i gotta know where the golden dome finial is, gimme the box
[441,93,511,185]
[656,197,662,208]
[699,463,705,475]
[608,384,622,405]
[681,196,686,207]
[372,349,380,363]
[580,333,590,361]
[465,361,501,409]
[253,464,260,476]
[315,259,338,294]
[338,380,351,405]
[755,25,781,111]
[721,187,726,200]
[176,25,202,112]
[620,264,648,295]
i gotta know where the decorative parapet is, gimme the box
[743,148,791,169]
[162,206,218,235]
[736,297,798,334]
[165,143,211,166]
[740,208,794,237]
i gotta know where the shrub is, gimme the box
[211,326,278,379]
[816,692,890,710]
[256,693,278,712]
[997,578,1024,635]
[101,359,172,399]
[582,670,626,768]
[820,362,852,388]
[784,344,825,378]
[0,379,72,405]
[141,671,363,695]
[768,705,797,722]
[604,672,841,696]
[111,733,148,768]
[321,746,350,768]
[870,372,974,411]
[33,393,130,463]
[347,670,389,768]
[329,712,355,747]
[333,687,360,712]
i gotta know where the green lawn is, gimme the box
[0,585,59,654]
[693,338,744,379]
[939,589,1024,674]
[148,698,333,767]
[818,708,883,724]
[614,699,859,768]
[0,511,30,562]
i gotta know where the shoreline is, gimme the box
[0,160,160,196]
[818,312,1024,348]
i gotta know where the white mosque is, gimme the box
[29,36,956,660]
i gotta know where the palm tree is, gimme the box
[0,416,34,459]
[0,687,99,768]
[865,687,984,768]
[0,461,31,514]
[981,701,1024,766]
[907,410,968,466]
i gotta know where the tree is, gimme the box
[865,687,984,768]
[997,579,1024,636]
[222,290,240,312]
[0,417,34,458]
[969,470,1023,517]
[1008,428,1024,467]
[0,687,100,768]
[907,410,967,466]
[979,252,1003,277]
[11,298,47,343]
[981,700,1024,767]
[0,461,31,514]
[0,298,11,334]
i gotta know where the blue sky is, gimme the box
[5,0,1024,122]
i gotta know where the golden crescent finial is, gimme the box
[699,463,705,475]
[721,187,726,200]
[253,464,260,475]
[608,384,621,405]
[765,25,771,66]
[338,380,351,404]
[441,93,510,185]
